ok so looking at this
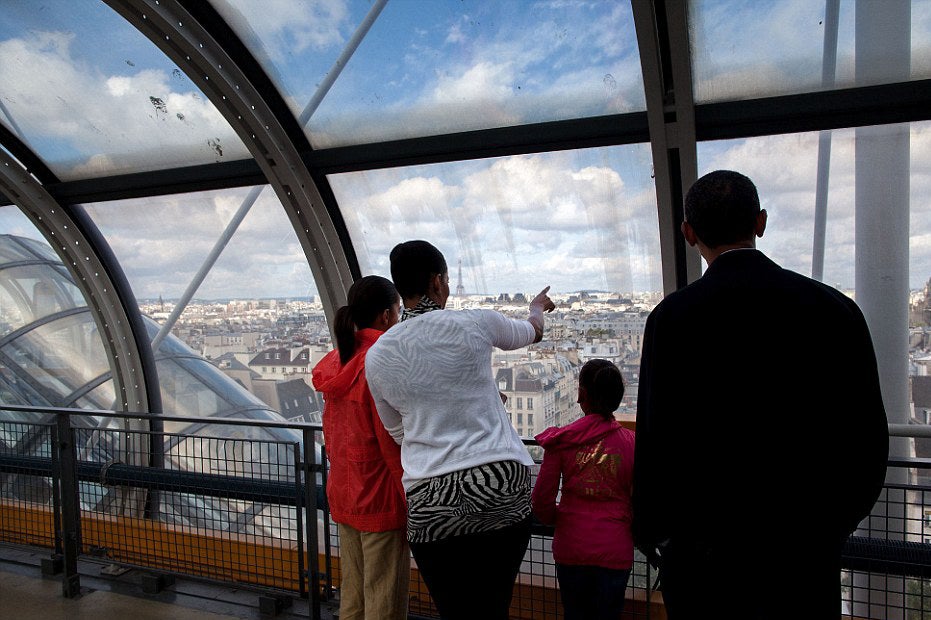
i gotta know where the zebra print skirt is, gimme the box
[405,460,531,544]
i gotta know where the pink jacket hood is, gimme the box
[311,328,382,398]
[535,413,620,449]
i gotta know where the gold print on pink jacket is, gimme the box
[574,440,623,499]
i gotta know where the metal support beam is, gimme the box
[632,0,700,295]
[812,0,840,281]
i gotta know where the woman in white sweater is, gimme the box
[365,240,554,620]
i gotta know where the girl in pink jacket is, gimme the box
[531,359,635,620]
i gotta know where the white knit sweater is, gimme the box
[365,309,536,490]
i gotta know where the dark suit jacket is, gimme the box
[632,249,888,566]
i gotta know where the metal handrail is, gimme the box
[0,403,322,431]
[8,403,922,440]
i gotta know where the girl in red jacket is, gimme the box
[311,276,408,620]
[531,359,635,620]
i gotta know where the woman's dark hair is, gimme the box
[579,359,625,419]
[334,275,398,364]
[389,240,447,299]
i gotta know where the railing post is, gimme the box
[302,427,321,620]
[294,441,306,599]
[320,444,333,600]
[46,423,64,574]
[55,412,81,597]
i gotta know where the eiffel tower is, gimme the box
[456,258,465,296]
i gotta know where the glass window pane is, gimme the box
[697,130,855,285]
[0,236,45,263]
[0,0,248,180]
[689,0,931,103]
[0,213,114,408]
[1,311,109,398]
[74,380,117,410]
[0,264,84,337]
[175,354,273,413]
[83,186,328,421]
[213,0,644,148]
[332,146,660,295]
[157,358,233,426]
[0,208,62,262]
[83,186,316,301]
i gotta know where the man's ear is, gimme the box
[681,221,699,247]
[755,209,768,238]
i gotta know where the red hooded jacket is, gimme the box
[532,414,635,569]
[311,328,406,532]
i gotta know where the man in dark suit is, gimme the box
[632,170,889,618]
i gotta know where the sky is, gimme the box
[1,0,931,301]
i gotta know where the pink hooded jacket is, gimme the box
[532,414,635,569]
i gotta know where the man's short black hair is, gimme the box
[389,240,447,299]
[684,170,761,249]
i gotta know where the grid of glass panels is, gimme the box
[0,217,113,410]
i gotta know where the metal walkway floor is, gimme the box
[0,546,331,620]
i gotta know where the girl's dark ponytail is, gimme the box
[334,275,399,365]
[334,305,357,365]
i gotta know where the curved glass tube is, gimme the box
[0,228,312,536]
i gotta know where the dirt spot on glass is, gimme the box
[149,96,167,119]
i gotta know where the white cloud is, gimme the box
[461,155,632,234]
[215,0,349,62]
[431,61,516,105]
[446,23,466,45]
